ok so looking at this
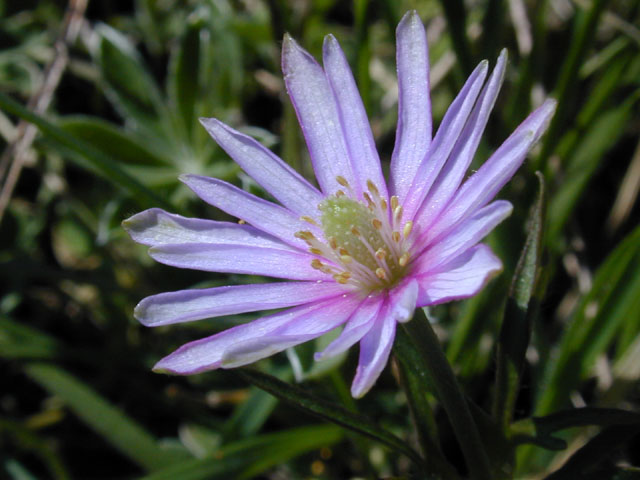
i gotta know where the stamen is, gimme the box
[403,221,413,239]
[336,190,345,197]
[380,198,387,211]
[328,236,338,250]
[371,218,382,230]
[363,192,375,208]
[375,268,387,280]
[309,248,323,255]
[340,254,353,264]
[375,248,387,260]
[238,219,246,224]
[336,176,350,188]
[301,215,318,226]
[393,205,403,222]
[366,180,379,197]
[392,231,401,243]
[390,196,399,211]
[350,226,361,236]
[399,252,410,267]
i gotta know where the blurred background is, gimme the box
[1,0,639,478]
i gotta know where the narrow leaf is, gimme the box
[493,173,545,429]
[235,368,426,468]
[24,363,179,471]
[0,92,171,209]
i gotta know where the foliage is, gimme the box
[1,0,639,478]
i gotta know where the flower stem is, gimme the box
[402,310,493,480]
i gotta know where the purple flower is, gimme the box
[124,11,555,397]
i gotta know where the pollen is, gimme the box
[297,178,415,292]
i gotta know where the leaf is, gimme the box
[92,24,166,131]
[24,363,183,471]
[544,425,640,479]
[0,317,59,359]
[393,328,460,479]
[234,368,426,468]
[493,173,545,429]
[168,14,205,141]
[59,116,171,166]
[140,424,343,480]
[548,93,640,243]
[0,92,171,209]
[535,225,640,416]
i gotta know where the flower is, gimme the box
[123,11,556,397]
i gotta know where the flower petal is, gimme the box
[153,295,360,374]
[404,60,489,219]
[416,244,502,306]
[389,279,419,323]
[180,174,319,249]
[199,118,323,214]
[123,208,286,249]
[390,10,432,202]
[222,294,362,368]
[135,281,346,327]
[414,50,507,230]
[413,200,512,273]
[322,34,387,199]
[429,99,557,238]
[350,299,397,398]
[282,34,356,195]
[314,294,383,361]
[148,243,327,281]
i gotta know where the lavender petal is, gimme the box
[390,10,432,203]
[199,118,323,215]
[135,281,346,327]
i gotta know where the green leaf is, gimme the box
[59,116,171,166]
[0,92,171,209]
[0,316,59,359]
[548,95,639,243]
[493,173,546,429]
[140,424,343,480]
[235,368,426,469]
[544,425,640,479]
[24,363,183,471]
[168,14,204,141]
[535,225,640,416]
[393,329,460,479]
[92,24,166,131]
[403,312,493,480]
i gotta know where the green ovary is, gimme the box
[319,196,400,279]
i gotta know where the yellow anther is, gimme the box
[366,180,380,197]
[336,176,349,188]
[371,218,382,230]
[328,236,338,249]
[311,259,324,269]
[350,226,361,236]
[380,198,388,211]
[375,248,387,260]
[403,221,413,238]
[399,252,410,267]
[300,215,318,226]
[340,255,353,264]
[336,190,345,197]
[238,219,246,224]
[375,268,387,280]
[392,231,401,242]
[309,248,323,255]
[363,192,374,208]
[390,196,399,210]
[394,205,403,220]
[338,247,349,256]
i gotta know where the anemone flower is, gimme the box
[124,11,555,397]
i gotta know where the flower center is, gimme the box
[296,177,414,293]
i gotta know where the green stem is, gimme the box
[402,311,493,480]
